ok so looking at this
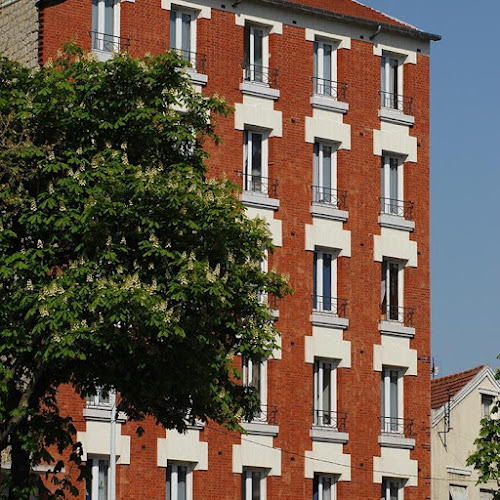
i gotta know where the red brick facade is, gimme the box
[37,0,438,498]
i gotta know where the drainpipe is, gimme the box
[370,24,382,40]
[110,391,117,500]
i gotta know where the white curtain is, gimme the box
[449,485,468,500]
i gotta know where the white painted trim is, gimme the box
[446,466,472,477]
[235,13,282,34]
[240,82,280,100]
[305,28,350,50]
[161,0,211,19]
[479,388,499,397]
[310,95,349,113]
[310,427,349,444]
[379,108,414,126]
[373,43,417,65]
[310,204,348,222]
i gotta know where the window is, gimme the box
[380,155,403,216]
[86,456,109,500]
[86,388,112,407]
[381,367,402,433]
[449,484,467,500]
[380,259,402,322]
[313,250,337,313]
[243,358,269,422]
[313,142,338,206]
[380,54,402,110]
[243,130,269,195]
[166,463,192,500]
[313,359,337,427]
[91,0,120,55]
[382,478,403,500]
[244,24,269,84]
[313,40,336,97]
[242,468,267,500]
[170,8,196,67]
[480,490,494,500]
[313,473,337,500]
[481,394,494,418]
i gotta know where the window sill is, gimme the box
[310,95,348,114]
[186,68,208,87]
[379,108,414,126]
[310,426,349,444]
[378,320,415,338]
[310,202,348,222]
[241,422,279,437]
[378,214,414,232]
[84,407,127,423]
[240,191,280,211]
[378,433,415,449]
[239,82,280,100]
[310,311,349,330]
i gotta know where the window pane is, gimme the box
[313,42,318,80]
[389,158,398,205]
[252,362,261,401]
[104,0,114,43]
[252,471,261,500]
[251,133,262,177]
[91,0,99,34]
[178,466,187,500]
[170,11,177,48]
[98,460,108,500]
[323,43,332,81]
[388,262,399,314]
[322,363,331,414]
[86,459,94,500]
[313,252,318,308]
[324,475,332,500]
[322,253,332,309]
[390,371,399,425]
[253,28,263,67]
[181,13,191,53]
[166,466,172,500]
[322,145,332,191]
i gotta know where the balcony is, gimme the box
[237,171,279,210]
[171,49,208,86]
[90,31,130,61]
[379,91,414,125]
[378,197,415,231]
[379,304,415,338]
[241,405,279,437]
[239,62,280,100]
[310,77,349,113]
[310,409,349,443]
[310,295,348,330]
[310,186,348,221]
[378,416,415,449]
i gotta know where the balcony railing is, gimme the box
[90,31,130,54]
[379,416,414,437]
[241,62,279,88]
[379,90,413,115]
[380,304,414,327]
[313,409,347,432]
[313,295,347,317]
[170,49,207,74]
[312,186,347,210]
[237,171,278,198]
[379,197,414,220]
[312,77,348,102]
[244,405,278,425]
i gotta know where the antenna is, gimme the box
[431,357,440,379]
[438,389,453,448]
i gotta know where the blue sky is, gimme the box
[360,0,500,376]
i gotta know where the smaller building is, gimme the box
[431,365,499,500]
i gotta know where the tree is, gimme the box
[467,361,500,499]
[0,46,288,499]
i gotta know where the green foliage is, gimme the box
[467,360,500,498]
[0,45,288,498]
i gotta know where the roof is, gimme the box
[431,365,485,410]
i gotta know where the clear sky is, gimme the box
[360,0,500,376]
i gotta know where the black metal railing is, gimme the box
[312,77,348,102]
[379,90,413,115]
[312,186,347,210]
[170,49,207,74]
[379,416,414,437]
[241,62,279,88]
[380,304,414,327]
[313,409,347,431]
[90,31,130,54]
[312,295,348,317]
[379,197,414,220]
[245,405,278,425]
[237,170,278,198]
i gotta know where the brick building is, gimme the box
[0,0,440,498]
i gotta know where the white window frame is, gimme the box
[313,358,337,427]
[243,357,268,414]
[313,473,338,500]
[381,52,404,110]
[313,38,338,96]
[381,154,404,216]
[242,467,267,500]
[313,142,338,204]
[244,23,270,84]
[481,394,494,418]
[313,249,338,313]
[381,258,404,322]
[243,129,269,194]
[382,477,404,500]
[91,0,121,55]
[381,367,404,434]
[449,484,468,500]
[166,462,193,500]
[87,455,110,500]
[170,6,197,64]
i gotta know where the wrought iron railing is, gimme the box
[379,197,414,220]
[313,409,347,431]
[379,416,414,437]
[241,62,279,88]
[379,90,413,115]
[312,186,347,210]
[170,49,207,74]
[237,170,278,198]
[312,77,348,102]
[90,31,130,54]
[380,304,414,327]
[244,405,278,425]
[312,295,347,317]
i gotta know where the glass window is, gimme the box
[382,477,403,500]
[166,463,191,500]
[313,41,335,96]
[313,359,337,427]
[313,473,336,500]
[380,155,402,215]
[243,130,268,194]
[381,368,402,433]
[244,25,268,83]
[91,0,119,53]
[313,250,336,312]
[381,259,402,321]
[86,457,109,500]
[313,143,337,205]
[242,468,267,500]
[381,55,401,109]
